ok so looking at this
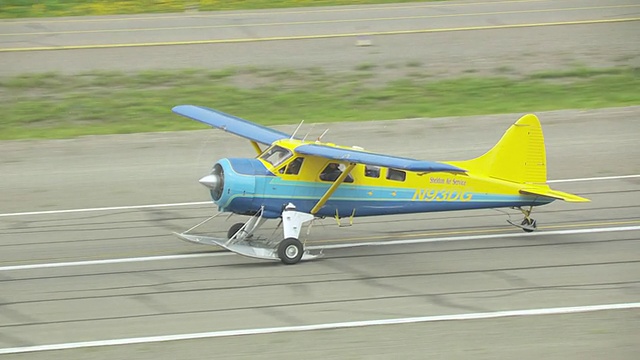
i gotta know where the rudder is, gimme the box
[455,114,547,184]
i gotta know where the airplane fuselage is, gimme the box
[210,157,553,219]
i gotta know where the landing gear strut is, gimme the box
[507,206,537,232]
[175,204,321,264]
[279,203,315,264]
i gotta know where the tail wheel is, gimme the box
[278,238,303,265]
[521,218,537,233]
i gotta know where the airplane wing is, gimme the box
[296,144,466,173]
[172,105,290,145]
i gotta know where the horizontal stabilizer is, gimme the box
[520,187,590,202]
[172,105,290,145]
[296,144,466,173]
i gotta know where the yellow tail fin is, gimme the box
[449,114,589,202]
[456,114,547,184]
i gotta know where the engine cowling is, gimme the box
[199,158,270,215]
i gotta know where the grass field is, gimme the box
[1,0,433,18]
[4,2,637,141]
[1,65,638,140]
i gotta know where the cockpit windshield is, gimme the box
[260,145,292,167]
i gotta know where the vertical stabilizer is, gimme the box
[454,114,547,184]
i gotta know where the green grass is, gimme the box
[0,0,439,19]
[529,67,630,79]
[1,66,638,140]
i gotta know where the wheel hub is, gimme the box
[285,244,299,259]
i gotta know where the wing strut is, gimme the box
[250,141,262,155]
[310,163,356,214]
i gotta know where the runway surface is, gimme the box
[1,107,639,359]
[1,0,639,76]
[1,0,639,358]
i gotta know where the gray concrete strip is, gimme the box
[1,0,638,75]
[1,303,638,355]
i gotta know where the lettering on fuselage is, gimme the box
[430,177,467,186]
[412,189,473,202]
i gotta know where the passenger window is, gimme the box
[285,157,304,175]
[364,165,380,178]
[387,168,406,182]
[319,163,354,183]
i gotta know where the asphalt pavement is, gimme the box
[0,0,639,358]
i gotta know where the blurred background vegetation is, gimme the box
[1,0,430,18]
[2,66,638,139]
[1,1,637,140]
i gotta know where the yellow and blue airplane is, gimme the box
[173,105,589,265]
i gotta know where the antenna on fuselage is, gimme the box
[302,123,316,141]
[290,120,304,140]
[316,128,329,143]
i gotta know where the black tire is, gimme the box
[277,238,303,265]
[521,218,537,233]
[227,222,245,239]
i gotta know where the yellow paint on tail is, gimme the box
[520,187,589,202]
[449,114,589,202]
[454,114,547,184]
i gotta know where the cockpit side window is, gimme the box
[285,157,304,175]
[319,163,354,183]
[260,145,292,167]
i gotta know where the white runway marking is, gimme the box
[2,225,639,272]
[0,302,638,355]
[547,174,640,183]
[0,174,637,218]
[309,225,640,250]
[0,253,229,271]
[0,201,211,218]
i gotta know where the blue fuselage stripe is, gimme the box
[216,172,553,218]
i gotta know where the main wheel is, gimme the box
[277,238,303,265]
[227,222,245,239]
[521,218,537,233]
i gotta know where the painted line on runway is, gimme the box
[0,302,638,354]
[0,1,551,25]
[0,252,228,272]
[548,174,640,183]
[308,225,640,250]
[0,174,636,219]
[2,224,639,272]
[0,201,211,218]
[6,5,636,37]
[1,17,638,52]
[315,219,640,244]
